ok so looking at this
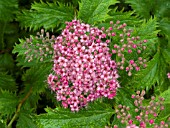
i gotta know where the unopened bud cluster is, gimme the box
[48,20,120,111]
[105,21,148,76]
[23,29,55,62]
[114,90,169,128]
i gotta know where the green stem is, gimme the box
[7,87,33,128]
[0,21,6,50]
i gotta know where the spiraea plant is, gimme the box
[0,0,170,128]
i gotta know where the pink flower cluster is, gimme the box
[48,20,119,111]
[105,21,148,76]
[113,90,169,128]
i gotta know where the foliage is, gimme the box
[36,102,114,128]
[17,1,75,31]
[0,0,170,127]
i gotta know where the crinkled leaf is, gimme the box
[36,102,114,128]
[133,17,159,40]
[0,0,18,21]
[0,73,16,91]
[78,0,119,24]
[22,63,52,94]
[0,90,18,116]
[17,112,38,128]
[159,18,170,40]
[125,0,153,19]
[98,8,142,30]
[115,88,135,109]
[17,1,74,30]
[133,52,160,91]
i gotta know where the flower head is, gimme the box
[48,20,119,111]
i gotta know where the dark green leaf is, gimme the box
[159,18,170,40]
[0,90,18,116]
[17,112,38,128]
[0,0,18,21]
[162,48,170,65]
[133,52,160,91]
[36,102,114,128]
[78,0,119,24]
[22,63,52,94]
[125,0,152,19]
[17,1,74,30]
[0,53,14,72]
[0,73,16,91]
[152,0,170,19]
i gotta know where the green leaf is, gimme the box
[22,63,52,94]
[133,52,160,91]
[98,8,143,30]
[0,90,18,116]
[152,0,170,19]
[17,1,74,30]
[0,0,18,21]
[0,53,14,72]
[159,18,170,40]
[0,73,16,91]
[0,121,5,128]
[162,48,170,65]
[17,112,38,128]
[156,89,170,121]
[133,17,159,40]
[159,88,170,104]
[125,0,152,19]
[109,9,142,26]
[36,102,114,128]
[78,0,119,24]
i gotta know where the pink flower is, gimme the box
[48,20,119,111]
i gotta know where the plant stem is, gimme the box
[7,87,33,128]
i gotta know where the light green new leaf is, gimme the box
[133,52,160,91]
[0,90,19,116]
[36,102,114,128]
[0,0,18,21]
[17,112,38,128]
[0,73,16,91]
[78,0,119,24]
[17,1,74,30]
